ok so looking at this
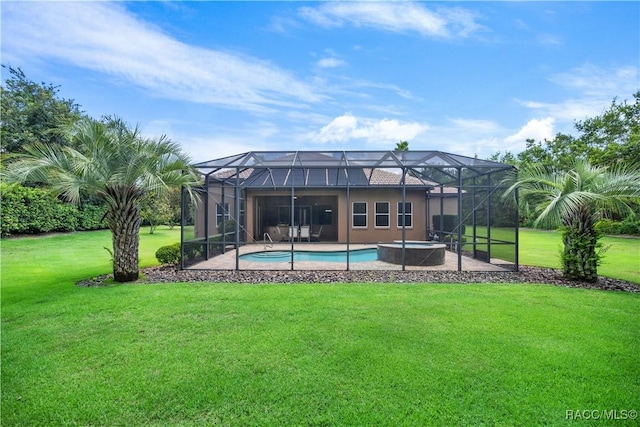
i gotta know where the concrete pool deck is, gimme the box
[188,243,512,272]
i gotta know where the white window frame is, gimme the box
[397,201,413,228]
[352,202,368,229]
[374,201,390,228]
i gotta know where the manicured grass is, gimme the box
[3,282,639,426]
[518,229,640,284]
[465,227,639,284]
[2,227,639,425]
[0,227,181,304]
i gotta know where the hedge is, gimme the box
[595,216,640,236]
[1,184,107,237]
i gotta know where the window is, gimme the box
[277,206,290,224]
[216,202,230,230]
[397,202,413,228]
[312,205,333,226]
[375,202,390,228]
[352,202,367,228]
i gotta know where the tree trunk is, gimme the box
[104,186,142,282]
[111,218,141,282]
[561,207,599,283]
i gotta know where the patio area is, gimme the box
[188,243,512,272]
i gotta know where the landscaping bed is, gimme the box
[78,265,640,292]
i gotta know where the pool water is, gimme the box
[240,248,378,263]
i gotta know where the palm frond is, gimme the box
[505,158,640,230]
[5,116,202,208]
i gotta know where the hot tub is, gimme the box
[377,241,446,266]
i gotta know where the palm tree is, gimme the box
[6,117,200,282]
[503,160,640,282]
[395,140,409,151]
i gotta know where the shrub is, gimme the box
[595,219,619,236]
[618,216,640,235]
[1,184,74,235]
[595,216,640,236]
[155,243,181,265]
[0,183,107,236]
[78,204,107,230]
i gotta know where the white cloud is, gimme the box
[449,118,501,132]
[315,114,359,143]
[398,116,554,159]
[406,118,505,158]
[1,2,324,112]
[436,6,486,38]
[516,98,605,123]
[504,117,555,150]
[298,2,485,38]
[537,33,562,46]
[316,57,347,68]
[352,81,417,100]
[176,120,283,161]
[184,135,268,163]
[517,64,638,123]
[549,64,637,97]
[312,113,429,145]
[141,120,175,140]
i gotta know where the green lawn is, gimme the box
[465,227,639,284]
[2,228,639,425]
[519,229,640,284]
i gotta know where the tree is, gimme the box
[492,91,640,231]
[514,91,639,171]
[166,187,183,229]
[517,134,582,171]
[503,160,640,282]
[488,150,518,166]
[140,192,173,234]
[575,91,640,167]
[1,66,85,153]
[395,140,409,151]
[5,117,200,282]
[491,91,640,171]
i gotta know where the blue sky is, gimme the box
[2,1,638,162]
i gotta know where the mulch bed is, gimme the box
[77,265,640,293]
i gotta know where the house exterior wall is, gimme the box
[194,185,241,239]
[426,196,458,230]
[196,185,459,243]
[337,188,428,243]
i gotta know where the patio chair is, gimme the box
[299,225,310,242]
[310,225,323,242]
[275,225,288,241]
[289,226,299,241]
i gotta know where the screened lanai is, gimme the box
[181,150,519,272]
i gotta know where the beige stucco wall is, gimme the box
[426,196,458,230]
[193,186,241,239]
[338,189,428,243]
[196,186,459,243]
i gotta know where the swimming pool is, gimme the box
[240,248,378,263]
